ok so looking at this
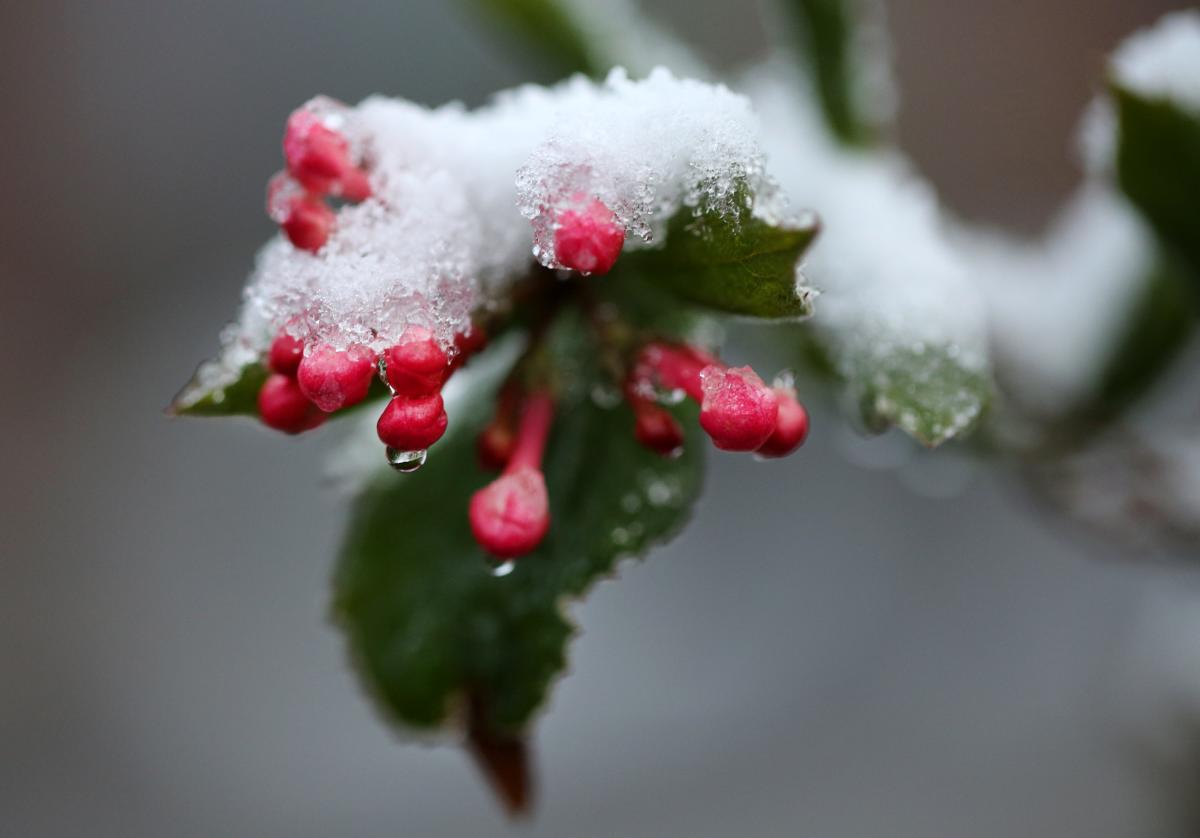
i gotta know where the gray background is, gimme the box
[3,1,1199,836]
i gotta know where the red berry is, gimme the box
[283,107,372,200]
[281,197,335,253]
[469,467,550,559]
[384,326,450,397]
[698,365,779,452]
[268,331,305,376]
[296,344,377,412]
[555,199,625,275]
[633,403,685,457]
[756,388,809,458]
[257,373,326,434]
[376,393,449,451]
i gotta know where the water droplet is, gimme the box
[386,447,427,472]
[590,383,622,409]
[611,527,631,546]
[654,386,687,406]
[490,559,516,578]
[377,356,394,392]
[621,492,642,514]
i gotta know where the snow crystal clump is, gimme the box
[746,68,989,377]
[1111,10,1200,113]
[516,68,780,267]
[964,184,1154,419]
[237,69,778,356]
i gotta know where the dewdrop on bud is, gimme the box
[756,387,809,458]
[554,198,625,275]
[698,365,779,451]
[257,373,326,434]
[377,393,449,451]
[296,344,377,412]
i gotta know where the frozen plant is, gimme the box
[170,0,1200,814]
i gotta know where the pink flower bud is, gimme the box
[469,393,555,558]
[634,342,715,402]
[384,326,450,397]
[376,392,449,451]
[296,344,377,412]
[469,467,550,559]
[698,365,779,452]
[280,196,335,253]
[554,199,625,275]
[756,387,809,458]
[283,106,371,200]
[268,331,305,377]
[257,373,326,434]
[633,403,684,457]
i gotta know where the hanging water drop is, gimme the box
[490,559,516,578]
[386,446,427,472]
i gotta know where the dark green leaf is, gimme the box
[333,342,704,739]
[617,205,819,319]
[1113,83,1200,278]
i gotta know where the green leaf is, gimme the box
[778,0,880,146]
[1113,83,1200,278]
[840,343,990,447]
[332,332,705,742]
[169,361,268,417]
[617,205,819,319]
[461,0,605,79]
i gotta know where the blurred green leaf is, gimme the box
[1113,84,1200,278]
[461,0,606,78]
[842,344,990,447]
[618,205,819,319]
[169,361,268,417]
[778,0,877,146]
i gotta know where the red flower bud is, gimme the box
[469,393,554,558]
[698,365,779,452]
[268,331,305,376]
[296,344,377,412]
[257,373,326,434]
[384,326,450,397]
[555,199,625,276]
[477,421,517,471]
[633,402,684,457]
[283,107,372,200]
[469,467,550,559]
[376,392,449,451]
[756,387,809,458]
[280,196,335,254]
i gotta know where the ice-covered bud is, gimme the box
[384,326,450,397]
[469,393,554,558]
[554,199,625,276]
[756,387,809,458]
[296,344,377,412]
[698,365,779,452]
[633,342,715,402]
[257,373,326,434]
[267,331,305,376]
[283,104,371,200]
[633,402,685,457]
[376,392,449,451]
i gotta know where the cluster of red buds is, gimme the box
[266,103,373,253]
[254,103,808,562]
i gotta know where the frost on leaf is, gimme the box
[747,69,991,445]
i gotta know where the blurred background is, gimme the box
[3,1,1200,835]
